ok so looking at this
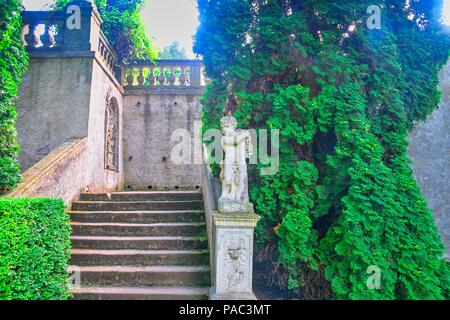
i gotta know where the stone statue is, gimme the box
[218,115,254,214]
[106,125,115,168]
[211,115,260,300]
[104,95,119,171]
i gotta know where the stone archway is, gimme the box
[105,96,120,171]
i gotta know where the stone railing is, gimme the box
[5,138,89,205]
[21,10,66,50]
[97,31,119,76]
[123,60,206,94]
[21,1,102,52]
[21,1,119,78]
[21,4,204,92]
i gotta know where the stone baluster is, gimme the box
[106,55,110,69]
[147,67,155,86]
[24,23,39,47]
[179,66,187,86]
[158,67,166,86]
[137,67,145,86]
[40,24,55,48]
[126,69,134,86]
[98,42,104,56]
[168,67,176,85]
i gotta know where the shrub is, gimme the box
[0,198,71,300]
[0,0,28,193]
[195,0,450,299]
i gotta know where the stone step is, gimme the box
[71,236,208,250]
[80,191,203,202]
[71,200,204,211]
[70,249,209,266]
[69,210,205,223]
[74,265,210,287]
[71,286,209,300]
[70,222,206,237]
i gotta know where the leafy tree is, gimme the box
[195,0,450,299]
[0,0,28,194]
[54,0,157,63]
[159,41,188,59]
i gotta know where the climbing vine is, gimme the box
[0,0,28,194]
[195,0,450,299]
[54,0,157,63]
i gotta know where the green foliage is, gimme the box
[196,0,450,299]
[0,0,28,194]
[54,0,157,63]
[159,41,188,60]
[0,198,71,300]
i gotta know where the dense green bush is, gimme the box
[0,198,71,300]
[0,0,28,193]
[195,0,450,299]
[55,0,157,63]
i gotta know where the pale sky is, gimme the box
[22,0,450,54]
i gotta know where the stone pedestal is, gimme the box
[209,211,260,300]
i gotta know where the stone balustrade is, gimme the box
[97,32,119,75]
[21,1,102,52]
[21,2,120,79]
[20,5,204,92]
[21,10,66,49]
[124,59,205,88]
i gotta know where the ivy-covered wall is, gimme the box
[0,0,28,193]
[195,0,450,299]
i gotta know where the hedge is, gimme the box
[0,0,28,193]
[0,198,71,300]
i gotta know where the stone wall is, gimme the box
[85,57,124,192]
[12,1,124,202]
[123,92,202,190]
[15,53,124,199]
[409,62,450,258]
[16,55,92,171]
[7,138,89,205]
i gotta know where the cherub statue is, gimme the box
[218,115,254,213]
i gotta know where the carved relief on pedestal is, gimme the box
[220,232,251,291]
[104,92,120,171]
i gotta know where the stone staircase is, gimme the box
[68,191,210,300]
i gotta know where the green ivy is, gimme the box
[0,0,28,194]
[0,198,71,300]
[195,0,450,299]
